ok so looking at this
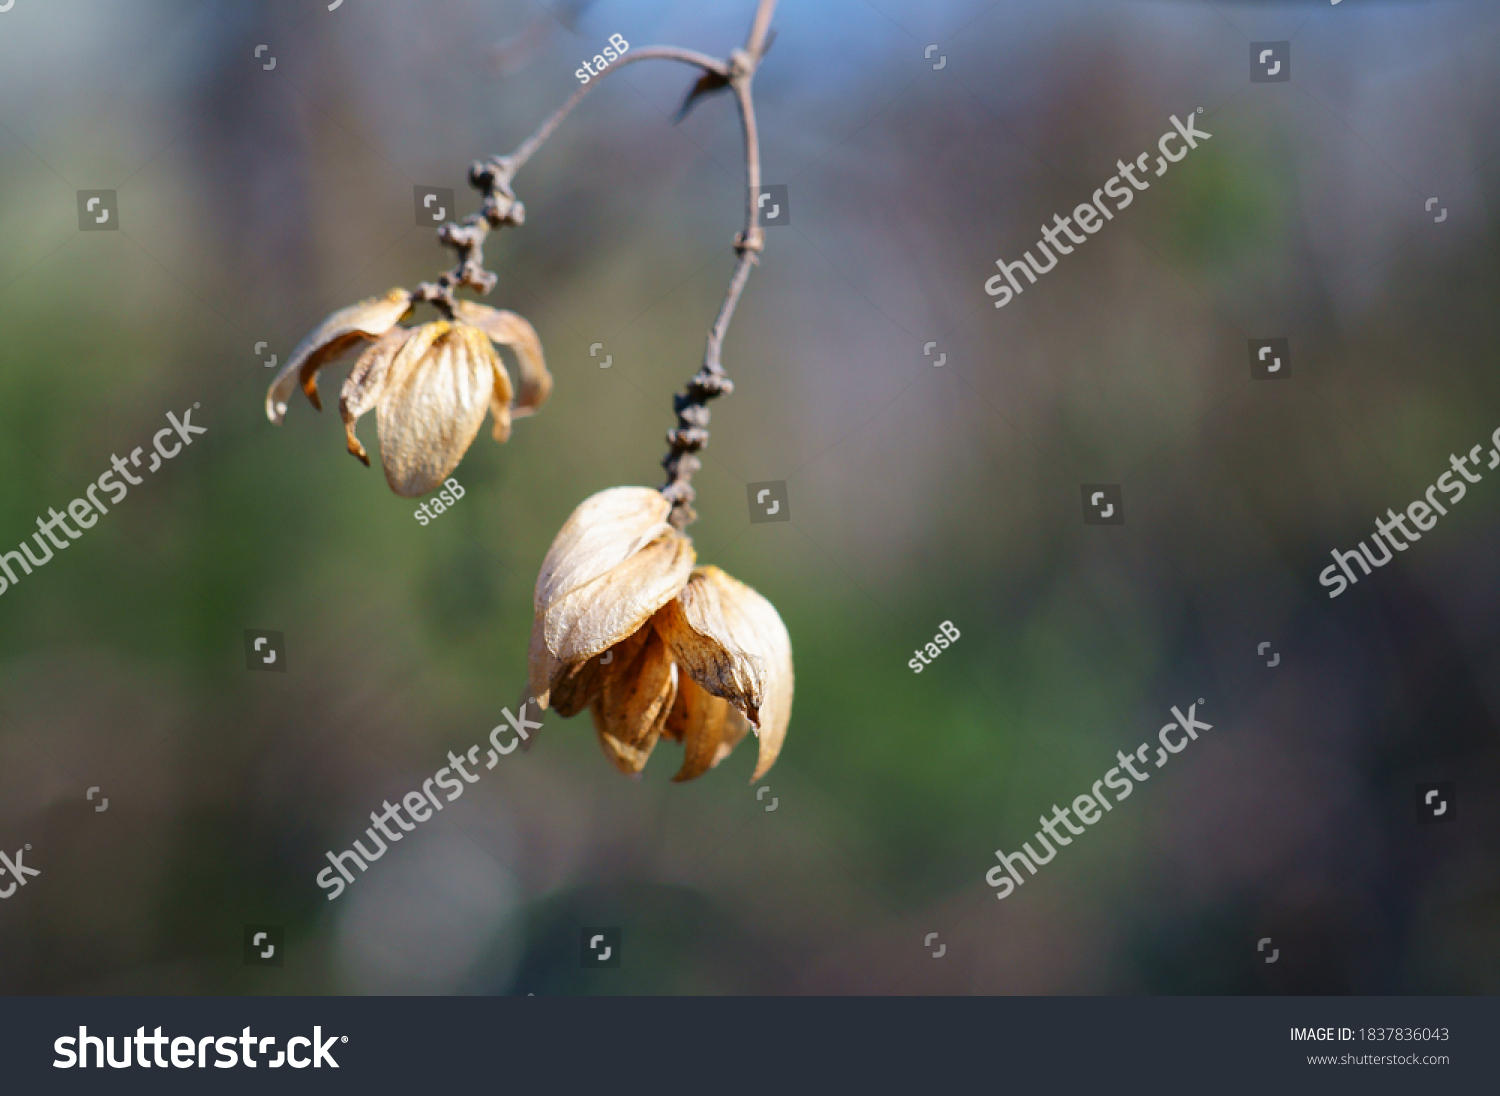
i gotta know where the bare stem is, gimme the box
[661,0,779,529]
[510,47,730,175]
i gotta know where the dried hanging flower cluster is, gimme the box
[262,0,790,781]
[265,289,549,498]
[528,488,792,781]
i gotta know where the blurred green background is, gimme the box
[1,0,1498,994]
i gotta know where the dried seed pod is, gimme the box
[528,489,793,782]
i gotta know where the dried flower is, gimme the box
[528,486,793,782]
[265,289,551,497]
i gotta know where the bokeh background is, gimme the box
[1,0,1498,994]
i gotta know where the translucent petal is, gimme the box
[668,674,752,783]
[339,327,413,465]
[532,487,695,664]
[453,302,551,418]
[543,533,695,665]
[265,288,411,423]
[595,720,659,775]
[671,566,793,782]
[376,322,504,497]
[549,627,649,719]
[593,631,677,748]
[527,612,564,710]
[535,487,676,611]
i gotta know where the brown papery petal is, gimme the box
[669,675,752,783]
[599,631,678,747]
[550,627,649,718]
[376,323,501,498]
[527,612,563,710]
[590,647,677,776]
[657,566,768,725]
[489,345,515,445]
[339,327,413,464]
[594,721,659,776]
[535,487,676,613]
[673,566,792,782]
[265,288,412,423]
[544,531,695,665]
[739,591,793,782]
[453,303,552,418]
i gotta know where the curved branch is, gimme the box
[508,46,729,175]
[745,0,776,56]
[661,1,778,528]
[710,78,765,373]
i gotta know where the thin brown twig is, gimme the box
[660,0,779,528]
[510,46,730,173]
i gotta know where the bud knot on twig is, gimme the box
[437,222,482,250]
[675,403,712,428]
[460,262,498,295]
[683,374,733,401]
[410,279,457,316]
[487,196,526,227]
[728,48,755,80]
[659,478,696,503]
[420,157,528,309]
[734,229,765,256]
[662,495,697,530]
[666,426,710,451]
[469,157,525,226]
[468,158,501,190]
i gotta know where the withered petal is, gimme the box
[591,662,676,777]
[339,327,413,465]
[527,612,563,710]
[549,627,649,718]
[671,566,793,782]
[265,288,412,424]
[657,566,768,724]
[594,719,659,775]
[544,532,695,665]
[453,302,552,418]
[489,344,515,445]
[535,487,677,612]
[376,322,502,497]
[669,674,752,783]
[595,631,677,748]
